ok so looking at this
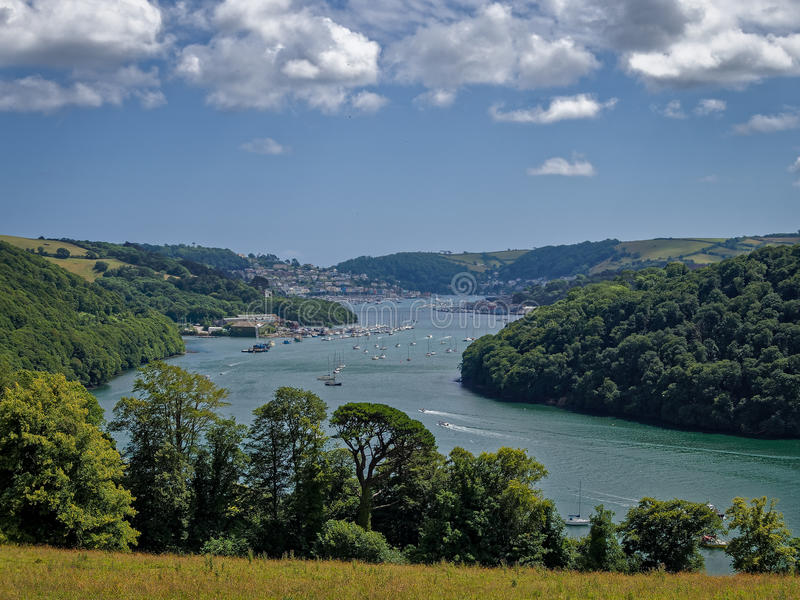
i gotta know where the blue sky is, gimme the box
[1,0,799,265]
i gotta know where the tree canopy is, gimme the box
[331,403,436,530]
[110,362,229,551]
[463,246,800,437]
[725,496,797,573]
[0,371,137,550]
[619,498,721,572]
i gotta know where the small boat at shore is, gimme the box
[700,534,728,549]
[565,481,590,526]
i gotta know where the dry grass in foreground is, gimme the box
[1,544,798,600]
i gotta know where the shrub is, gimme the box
[313,520,395,563]
[201,534,249,557]
[55,247,70,259]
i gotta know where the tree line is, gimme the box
[463,246,800,437]
[0,363,797,574]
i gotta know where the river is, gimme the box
[92,299,800,573]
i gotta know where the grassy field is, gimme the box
[42,257,128,281]
[0,234,171,282]
[0,235,89,257]
[445,250,530,272]
[0,545,797,600]
[591,236,800,274]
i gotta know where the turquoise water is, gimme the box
[92,300,800,573]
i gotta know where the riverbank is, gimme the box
[2,545,796,600]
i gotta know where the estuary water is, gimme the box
[93,300,800,574]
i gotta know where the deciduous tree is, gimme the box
[0,371,137,550]
[331,403,436,530]
[725,496,797,573]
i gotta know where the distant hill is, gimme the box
[335,234,800,293]
[136,243,251,272]
[336,252,467,294]
[499,239,620,281]
[0,241,183,386]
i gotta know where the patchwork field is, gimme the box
[591,236,800,274]
[0,545,797,600]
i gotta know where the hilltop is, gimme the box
[334,234,800,294]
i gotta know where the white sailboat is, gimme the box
[566,481,591,526]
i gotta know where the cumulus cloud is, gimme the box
[734,111,800,134]
[176,0,381,112]
[241,137,287,155]
[527,156,596,177]
[489,94,617,124]
[0,66,164,112]
[387,3,598,98]
[0,0,164,68]
[695,98,726,115]
[351,90,388,112]
[0,0,166,111]
[620,1,800,88]
[539,0,692,52]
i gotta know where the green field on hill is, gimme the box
[42,256,128,281]
[0,235,89,257]
[591,236,800,274]
[0,545,796,600]
[444,249,529,272]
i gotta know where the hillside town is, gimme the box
[235,259,423,300]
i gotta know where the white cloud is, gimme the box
[0,0,166,111]
[240,137,287,155]
[351,91,388,113]
[0,66,164,112]
[621,1,800,88]
[413,89,457,108]
[176,0,381,112]
[527,156,596,177]
[655,99,686,119]
[387,3,598,96]
[490,94,617,124]
[0,0,164,68]
[694,98,726,115]
[699,174,718,183]
[788,157,800,173]
[734,111,800,134]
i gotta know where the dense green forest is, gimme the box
[462,245,800,438]
[57,239,354,325]
[336,253,466,293]
[500,239,621,280]
[0,242,183,386]
[135,243,251,272]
